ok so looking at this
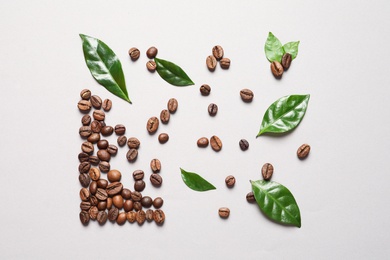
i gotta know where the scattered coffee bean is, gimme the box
[225,175,236,187]
[200,84,211,96]
[81,141,94,154]
[117,136,127,147]
[131,191,142,202]
[79,161,91,174]
[126,149,138,162]
[78,100,91,112]
[127,211,136,223]
[89,195,98,206]
[112,194,124,209]
[101,126,114,136]
[197,137,209,147]
[240,89,254,102]
[114,124,126,135]
[121,188,132,200]
[281,53,292,70]
[210,135,222,151]
[134,180,146,192]
[246,191,255,203]
[271,61,284,78]
[89,156,99,165]
[146,61,156,72]
[107,197,113,209]
[129,47,140,60]
[91,120,102,133]
[141,196,153,208]
[133,201,142,211]
[136,210,146,225]
[146,46,158,59]
[89,168,100,181]
[80,211,90,225]
[158,133,169,144]
[150,173,163,187]
[79,126,92,138]
[87,133,100,143]
[81,114,91,126]
[146,117,159,134]
[261,163,274,180]
[117,212,127,225]
[127,137,140,149]
[146,209,154,222]
[93,110,105,121]
[160,109,170,124]
[89,206,98,220]
[90,95,102,109]
[206,55,217,71]
[150,159,161,173]
[80,89,91,100]
[107,144,118,155]
[220,58,230,69]
[108,207,119,221]
[218,207,230,218]
[106,182,123,196]
[78,152,89,163]
[239,139,249,151]
[133,170,144,181]
[80,188,90,201]
[153,209,165,225]
[107,169,121,182]
[212,45,224,60]
[89,181,97,195]
[97,140,109,149]
[102,99,112,111]
[80,201,91,211]
[97,201,107,211]
[99,161,110,172]
[97,179,108,189]
[297,144,310,159]
[96,188,108,201]
[153,197,164,208]
[97,211,108,225]
[123,200,134,212]
[97,149,111,162]
[167,98,178,113]
[208,103,218,116]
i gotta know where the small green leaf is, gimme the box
[180,168,216,192]
[264,32,285,63]
[154,57,194,86]
[257,94,310,136]
[79,34,131,103]
[283,41,300,60]
[251,180,301,228]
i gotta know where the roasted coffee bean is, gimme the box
[150,159,161,173]
[158,133,169,144]
[239,139,249,151]
[131,191,142,202]
[107,197,113,209]
[281,53,292,70]
[81,141,94,154]
[208,103,218,116]
[78,100,91,112]
[200,84,211,96]
[114,124,125,135]
[127,211,136,223]
[218,207,230,218]
[112,194,124,209]
[102,99,112,111]
[89,168,100,181]
[97,149,110,162]
[99,161,110,172]
[246,191,255,203]
[79,173,90,187]
[117,136,127,147]
[134,201,142,211]
[297,144,311,159]
[107,169,121,182]
[123,200,134,212]
[93,110,105,121]
[141,196,152,208]
[206,55,217,71]
[101,126,113,136]
[220,58,230,69]
[197,137,209,147]
[271,61,284,78]
[91,120,102,133]
[108,207,119,221]
[106,182,123,196]
[81,114,91,126]
[97,140,108,149]
[89,196,98,206]
[78,152,89,162]
[97,211,108,225]
[90,95,102,109]
[107,144,118,155]
[262,163,274,180]
[153,209,165,225]
[146,61,156,72]
[80,188,90,201]
[167,98,178,113]
[212,45,224,60]
[80,201,91,211]
[136,210,146,225]
[80,89,91,100]
[133,170,144,181]
[79,162,91,174]
[87,133,100,143]
[153,197,164,208]
[146,117,159,134]
[116,212,127,225]
[127,137,140,149]
[210,135,222,151]
[150,173,163,187]
[100,121,106,127]
[97,179,108,189]
[79,126,92,138]
[129,47,140,60]
[240,89,254,102]
[96,188,108,201]
[225,175,236,187]
[126,149,138,162]
[89,155,99,165]
[146,46,158,59]
[89,181,97,195]
[160,109,170,124]
[80,211,90,225]
[97,201,107,211]
[146,209,154,222]
[121,188,132,200]
[134,180,146,192]
[89,206,98,220]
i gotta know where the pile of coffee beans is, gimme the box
[206,45,230,71]
[270,53,292,78]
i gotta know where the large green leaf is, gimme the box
[154,57,194,86]
[79,34,131,103]
[180,168,216,192]
[257,94,310,136]
[283,41,300,60]
[264,32,285,62]
[251,180,301,228]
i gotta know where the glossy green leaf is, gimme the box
[180,168,216,192]
[264,32,285,62]
[283,41,300,60]
[251,180,301,227]
[257,94,310,136]
[154,57,194,86]
[79,34,131,103]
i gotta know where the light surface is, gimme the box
[0,1,389,259]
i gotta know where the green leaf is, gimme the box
[180,168,216,192]
[154,57,194,86]
[283,41,300,60]
[257,94,310,136]
[264,32,285,62]
[79,34,131,103]
[251,180,301,228]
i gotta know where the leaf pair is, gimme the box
[265,32,300,63]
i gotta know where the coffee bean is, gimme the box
[101,126,113,136]
[239,139,249,151]
[220,58,230,69]
[87,133,100,143]
[114,124,125,135]
[121,188,132,200]
[112,194,124,209]
[80,211,90,225]
[200,84,211,96]
[90,95,102,109]
[129,47,140,60]
[123,200,134,212]
[158,133,169,144]
[197,137,209,147]
[146,46,158,59]
[167,98,178,113]
[107,169,121,182]
[126,149,138,162]
[146,117,159,134]
[208,103,218,116]
[97,211,108,225]
[81,114,91,126]
[133,170,144,181]
[91,120,102,133]
[131,191,142,202]
[116,212,127,225]
[150,173,162,187]
[271,61,284,78]
[93,110,105,121]
[89,155,99,165]
[108,207,119,221]
[240,89,254,102]
[80,188,90,201]
[126,211,136,223]
[210,135,222,151]
[261,163,274,180]
[78,100,91,112]
[102,99,112,111]
[80,89,91,100]
[79,173,90,188]
[225,175,236,187]
[97,140,108,149]
[297,144,310,159]
[146,209,154,222]
[79,161,91,174]
[212,45,224,60]
[99,121,106,127]
[106,182,123,196]
[160,109,170,124]
[146,61,156,72]
[89,206,98,220]
[89,181,97,195]
[134,201,142,211]
[97,149,111,162]
[107,197,113,209]
[153,209,165,225]
[78,152,89,163]
[127,137,140,149]
[206,55,217,71]
[107,144,118,155]
[97,179,108,189]
[218,207,230,218]
[96,188,108,201]
[153,197,164,208]
[134,180,146,192]
[281,53,292,70]
[246,191,255,203]
[150,159,161,173]
[81,141,94,154]
[97,201,107,211]
[117,136,127,147]
[99,161,110,172]
[141,196,152,208]
[89,168,100,181]
[136,210,146,225]
[89,195,98,206]
[79,126,92,138]
[80,201,91,211]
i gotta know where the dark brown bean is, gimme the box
[197,137,209,147]
[261,163,274,180]
[133,201,142,211]
[136,210,146,225]
[131,191,142,202]
[117,212,127,225]
[133,170,144,181]
[146,61,156,72]
[146,117,159,134]
[127,137,140,149]
[150,173,163,187]
[239,139,249,151]
[108,207,119,221]
[102,99,112,111]
[80,188,90,201]
[93,110,105,121]
[246,191,255,203]
[158,133,169,144]
[89,196,98,206]
[206,55,217,71]
[167,98,178,113]
[160,109,170,124]
[98,161,110,172]
[89,206,98,220]
[80,201,91,211]
[107,169,121,182]
[121,188,132,200]
[81,114,91,126]
[87,133,100,143]
[210,135,222,151]
[91,120,102,133]
[97,211,108,225]
[153,197,164,208]
[126,211,136,223]
[112,194,124,209]
[106,182,123,196]
[107,144,118,155]
[89,181,97,195]
[79,126,92,138]
[90,95,102,109]
[153,209,165,225]
[281,53,292,70]
[212,45,224,60]
[78,161,91,174]
[101,126,113,136]
[97,179,108,189]
[146,209,154,222]
[208,103,218,116]
[97,149,110,162]
[78,152,89,162]
[78,100,91,112]
[271,61,284,78]
[220,58,230,69]
[97,201,107,211]
[200,84,211,96]
[89,168,100,181]
[80,211,90,225]
[96,188,108,201]
[126,149,138,162]
[141,196,153,208]
[134,180,145,192]
[150,159,161,173]
[117,136,127,147]
[128,47,140,60]
[79,173,90,188]
[114,124,126,135]
[97,140,108,149]
[81,141,94,154]
[240,89,254,102]
[146,46,158,59]
[297,144,311,159]
[218,207,230,218]
[123,200,133,212]
[107,197,113,209]
[225,175,236,187]
[89,155,100,165]
[80,89,91,100]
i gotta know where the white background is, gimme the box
[1,0,389,259]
